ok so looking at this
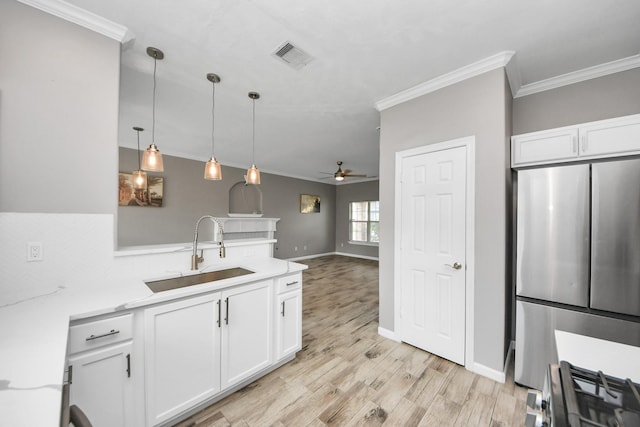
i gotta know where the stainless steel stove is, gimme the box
[526,361,640,427]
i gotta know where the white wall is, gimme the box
[0,1,120,215]
[379,68,511,373]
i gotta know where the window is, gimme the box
[349,201,379,244]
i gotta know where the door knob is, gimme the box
[445,262,462,270]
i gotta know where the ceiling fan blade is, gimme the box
[343,169,352,175]
[345,174,367,177]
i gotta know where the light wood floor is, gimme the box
[176,255,527,427]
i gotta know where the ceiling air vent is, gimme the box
[272,41,313,70]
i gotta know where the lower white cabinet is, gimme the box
[67,314,135,427]
[144,280,273,426]
[276,291,302,360]
[275,273,302,361]
[144,293,221,427]
[221,280,273,389]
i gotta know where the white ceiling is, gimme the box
[61,0,640,183]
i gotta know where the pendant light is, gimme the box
[204,73,222,180]
[141,47,165,172]
[246,91,261,185]
[132,126,147,190]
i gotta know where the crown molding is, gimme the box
[17,0,134,44]
[375,51,515,111]
[515,54,640,98]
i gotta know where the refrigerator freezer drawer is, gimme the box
[516,164,590,306]
[591,159,640,317]
[515,300,640,390]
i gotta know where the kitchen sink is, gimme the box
[145,267,254,293]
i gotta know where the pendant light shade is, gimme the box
[142,47,165,172]
[204,73,222,180]
[132,126,147,190]
[246,91,261,185]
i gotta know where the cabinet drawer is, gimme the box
[276,273,302,293]
[68,314,133,354]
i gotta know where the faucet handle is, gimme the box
[197,250,204,263]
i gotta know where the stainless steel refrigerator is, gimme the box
[515,158,640,390]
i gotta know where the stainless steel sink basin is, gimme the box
[145,267,254,293]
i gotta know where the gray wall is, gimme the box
[379,68,511,373]
[335,180,379,259]
[0,1,120,215]
[119,148,336,259]
[513,68,640,134]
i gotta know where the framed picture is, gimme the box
[118,173,164,207]
[300,194,320,213]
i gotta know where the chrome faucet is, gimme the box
[191,215,226,270]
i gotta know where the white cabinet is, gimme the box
[144,280,273,426]
[221,280,273,389]
[144,293,221,427]
[274,273,302,361]
[512,114,640,167]
[579,114,640,159]
[67,314,135,427]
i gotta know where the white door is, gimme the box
[399,145,466,365]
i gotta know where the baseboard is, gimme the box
[471,361,506,383]
[286,252,336,261]
[378,326,401,342]
[287,251,379,262]
[334,251,379,261]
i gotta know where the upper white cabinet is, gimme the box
[512,114,640,167]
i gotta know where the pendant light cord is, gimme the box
[152,56,157,145]
[211,81,215,156]
[137,130,142,168]
[252,98,256,164]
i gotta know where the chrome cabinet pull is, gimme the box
[445,262,462,270]
[286,281,298,286]
[281,301,285,317]
[217,299,221,327]
[224,297,229,325]
[126,354,131,378]
[86,329,120,341]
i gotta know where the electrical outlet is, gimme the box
[294,246,298,252]
[27,242,43,262]
[303,245,307,251]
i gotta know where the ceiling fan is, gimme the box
[321,161,367,181]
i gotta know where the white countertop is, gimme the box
[0,255,306,427]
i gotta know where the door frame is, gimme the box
[394,136,476,367]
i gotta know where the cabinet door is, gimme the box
[221,280,272,389]
[68,341,134,427]
[579,114,640,159]
[512,127,579,167]
[276,290,302,360]
[144,293,221,427]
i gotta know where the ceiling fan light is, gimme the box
[334,175,344,182]
[132,170,147,189]
[204,157,222,180]
[141,143,164,171]
[246,164,261,185]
